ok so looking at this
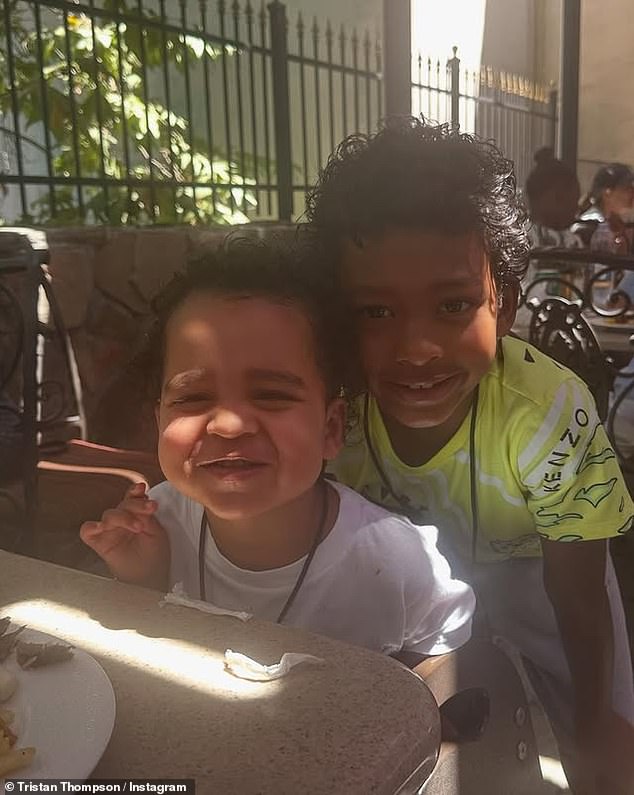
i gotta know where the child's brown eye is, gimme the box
[253,390,298,402]
[442,300,471,314]
[359,305,394,319]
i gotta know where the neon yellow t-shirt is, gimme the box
[331,336,634,563]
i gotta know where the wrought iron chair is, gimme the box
[0,228,86,552]
[524,247,634,470]
[527,295,615,421]
[419,639,544,795]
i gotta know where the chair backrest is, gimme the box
[527,296,614,420]
[571,218,599,247]
[0,281,23,396]
[419,639,544,795]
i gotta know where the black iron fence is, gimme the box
[0,4,559,227]
[286,16,383,216]
[0,0,382,225]
[412,47,558,190]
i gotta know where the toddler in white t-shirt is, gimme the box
[80,236,474,660]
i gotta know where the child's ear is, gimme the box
[323,397,346,461]
[496,278,519,337]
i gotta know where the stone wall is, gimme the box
[40,223,294,452]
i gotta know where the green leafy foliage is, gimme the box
[0,1,260,225]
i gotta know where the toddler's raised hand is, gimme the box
[80,482,170,591]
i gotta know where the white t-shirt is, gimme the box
[150,480,475,656]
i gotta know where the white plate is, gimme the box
[1,628,116,780]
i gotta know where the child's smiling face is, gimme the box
[156,291,344,519]
[343,229,517,432]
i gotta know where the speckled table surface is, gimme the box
[0,550,440,794]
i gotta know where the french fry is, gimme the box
[0,746,35,776]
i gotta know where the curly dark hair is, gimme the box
[305,117,530,285]
[138,234,361,407]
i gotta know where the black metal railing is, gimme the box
[411,47,558,189]
[0,0,382,225]
[0,227,86,552]
[286,16,383,215]
[520,248,634,472]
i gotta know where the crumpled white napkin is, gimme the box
[160,582,252,622]
[224,649,325,681]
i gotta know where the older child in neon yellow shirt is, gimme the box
[307,118,634,795]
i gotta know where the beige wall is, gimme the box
[479,0,560,84]
[534,0,561,86]
[478,0,634,194]
[578,0,634,191]
[481,0,537,76]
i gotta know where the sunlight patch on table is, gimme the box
[3,599,283,700]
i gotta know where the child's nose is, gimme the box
[395,320,443,366]
[206,405,257,437]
